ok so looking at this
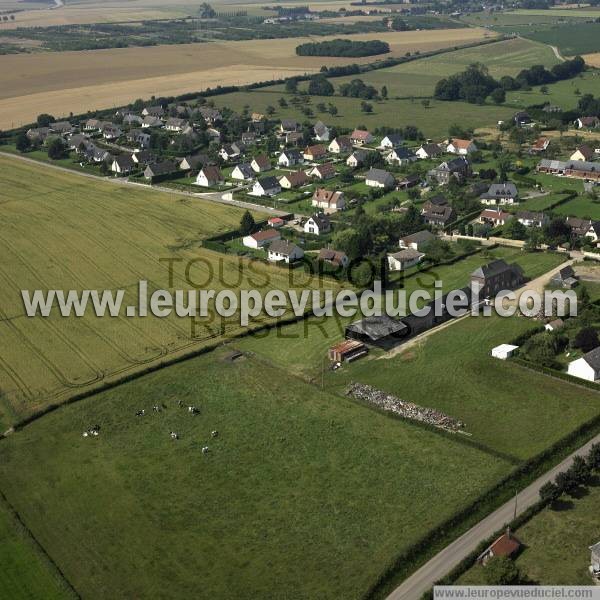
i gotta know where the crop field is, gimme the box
[0,155,329,430]
[0,28,490,130]
[462,8,599,27]
[211,90,515,139]
[239,310,600,462]
[0,347,515,599]
[330,37,559,99]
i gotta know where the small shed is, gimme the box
[491,344,518,360]
[477,529,521,565]
[590,541,600,579]
[328,340,368,363]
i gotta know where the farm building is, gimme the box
[491,344,518,360]
[328,340,368,363]
[568,347,600,382]
[346,315,408,349]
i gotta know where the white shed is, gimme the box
[491,344,518,360]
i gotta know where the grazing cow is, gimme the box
[136,410,145,417]
[153,405,161,413]
[188,406,199,415]
[211,430,219,438]
[202,446,210,454]
[170,432,179,440]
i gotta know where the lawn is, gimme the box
[0,155,334,429]
[553,195,600,220]
[459,481,600,585]
[0,348,514,600]
[0,499,73,600]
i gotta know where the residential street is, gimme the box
[387,430,600,600]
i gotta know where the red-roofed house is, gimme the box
[477,530,521,565]
[447,138,478,155]
[242,229,281,249]
[479,208,513,227]
[350,129,374,145]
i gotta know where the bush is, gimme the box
[573,327,599,353]
[484,556,521,585]
[296,39,390,58]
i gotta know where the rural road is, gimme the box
[0,151,286,216]
[387,430,600,600]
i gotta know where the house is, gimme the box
[267,240,304,263]
[397,174,421,189]
[350,129,374,145]
[126,129,151,149]
[144,160,178,180]
[491,344,519,360]
[575,116,600,130]
[346,149,368,168]
[67,133,91,151]
[514,111,533,127]
[278,149,302,167]
[386,147,417,166]
[422,204,456,229]
[268,217,285,229]
[241,131,257,145]
[387,249,425,271]
[345,315,408,349]
[328,136,352,154]
[50,121,73,135]
[313,121,330,142]
[123,114,143,126]
[84,144,111,164]
[195,166,224,187]
[141,116,163,129]
[470,260,525,297]
[251,154,271,173]
[566,217,594,238]
[303,144,327,161]
[219,143,244,161]
[399,230,435,252]
[477,530,521,565]
[131,149,156,166]
[318,248,349,268]
[516,210,547,228]
[111,155,135,175]
[479,182,519,206]
[197,106,222,125]
[84,119,103,131]
[585,222,600,243]
[416,143,443,160]
[328,339,368,363]
[422,195,448,213]
[568,346,600,382]
[102,124,122,140]
[312,189,345,213]
[179,154,207,171]
[279,119,300,134]
[446,138,477,155]
[286,131,304,146]
[231,163,255,180]
[530,137,550,153]
[26,127,52,143]
[550,265,578,289]
[545,318,565,332]
[570,145,595,162]
[165,117,187,132]
[279,171,309,189]
[304,213,331,236]
[379,134,403,150]
[479,208,513,227]
[243,229,281,249]
[309,163,336,180]
[536,159,567,175]
[142,105,164,118]
[207,127,221,141]
[251,176,281,197]
[428,157,471,185]
[589,541,600,580]
[365,168,395,189]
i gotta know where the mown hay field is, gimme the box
[0,155,324,430]
[0,28,492,129]
[0,346,515,599]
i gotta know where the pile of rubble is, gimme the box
[346,383,465,432]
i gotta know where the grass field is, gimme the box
[459,481,600,585]
[0,347,515,599]
[0,499,73,599]
[0,27,491,129]
[0,155,327,430]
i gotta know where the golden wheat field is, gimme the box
[0,155,331,430]
[0,28,492,128]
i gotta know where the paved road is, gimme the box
[388,392,598,599]
[0,151,286,216]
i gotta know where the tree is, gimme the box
[587,443,600,471]
[490,87,506,104]
[360,101,373,113]
[328,104,338,117]
[381,85,388,100]
[539,481,561,504]
[36,113,54,127]
[484,556,520,585]
[47,138,66,160]
[421,238,453,263]
[239,211,255,236]
[265,105,275,116]
[308,75,334,96]
[504,218,527,241]
[569,455,591,486]
[278,97,288,108]
[540,85,549,95]
[421,99,430,109]
[332,228,364,260]
[285,78,298,93]
[555,470,578,494]
[15,132,30,153]
[573,327,599,353]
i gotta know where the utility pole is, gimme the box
[513,490,518,520]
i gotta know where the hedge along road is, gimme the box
[386,429,600,600]
[0,151,287,216]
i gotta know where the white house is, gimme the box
[308,163,335,180]
[111,155,135,174]
[379,134,403,150]
[231,163,254,180]
[350,129,374,145]
[385,147,417,166]
[567,347,600,382]
[328,136,352,154]
[346,150,368,168]
[304,213,331,236]
[279,171,308,189]
[195,166,223,187]
[399,230,435,252]
[447,139,477,155]
[365,168,395,189]
[278,149,303,167]
[416,143,443,159]
[251,154,271,172]
[387,249,424,271]
[312,189,345,212]
[267,240,304,263]
[243,229,281,249]
[479,182,519,206]
[313,121,330,142]
[251,176,281,197]
[570,145,595,162]
[491,344,519,360]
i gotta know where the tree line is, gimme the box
[295,39,390,58]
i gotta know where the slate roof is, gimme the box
[471,259,523,280]
[480,182,519,199]
[583,346,600,371]
[256,176,280,190]
[401,230,435,245]
[233,163,254,178]
[365,168,395,185]
[269,239,300,255]
[347,315,407,341]
[145,160,177,177]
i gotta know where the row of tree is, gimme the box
[295,39,390,58]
